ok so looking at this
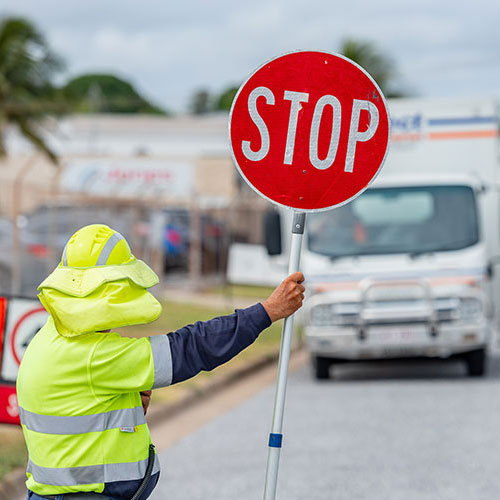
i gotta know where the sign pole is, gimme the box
[263,211,305,500]
[229,50,390,497]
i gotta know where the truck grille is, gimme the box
[310,297,465,327]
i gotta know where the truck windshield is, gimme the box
[307,185,479,258]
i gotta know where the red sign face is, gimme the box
[229,51,390,211]
[0,383,20,425]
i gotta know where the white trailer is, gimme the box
[230,97,500,378]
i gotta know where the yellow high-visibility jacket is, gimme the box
[17,316,171,497]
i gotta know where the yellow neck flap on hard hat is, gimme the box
[38,258,163,338]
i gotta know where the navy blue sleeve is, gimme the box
[167,303,271,384]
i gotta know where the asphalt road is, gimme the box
[150,351,500,500]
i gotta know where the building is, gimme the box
[1,113,241,215]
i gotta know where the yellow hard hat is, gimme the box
[38,224,162,337]
[61,224,134,268]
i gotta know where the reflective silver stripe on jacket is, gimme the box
[19,406,145,435]
[149,335,173,389]
[27,453,160,486]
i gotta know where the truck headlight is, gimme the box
[459,297,482,321]
[309,303,359,327]
[310,304,333,326]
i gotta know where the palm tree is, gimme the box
[0,16,65,163]
[339,38,405,98]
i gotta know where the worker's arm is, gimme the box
[153,272,305,386]
[90,273,304,394]
[168,303,269,384]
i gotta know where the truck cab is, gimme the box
[302,175,492,378]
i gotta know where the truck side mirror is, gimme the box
[264,210,282,255]
[487,262,494,279]
[487,255,500,279]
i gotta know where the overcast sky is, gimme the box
[2,0,500,113]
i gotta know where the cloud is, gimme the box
[2,0,500,111]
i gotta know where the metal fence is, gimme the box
[0,196,268,297]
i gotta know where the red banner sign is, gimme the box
[0,383,20,425]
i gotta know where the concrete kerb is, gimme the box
[0,344,305,500]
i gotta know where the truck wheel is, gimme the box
[465,348,486,377]
[314,356,331,380]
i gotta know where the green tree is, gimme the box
[63,73,166,114]
[339,38,405,98]
[0,16,65,163]
[214,85,239,112]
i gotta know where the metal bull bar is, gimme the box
[358,278,438,339]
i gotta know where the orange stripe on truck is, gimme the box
[429,130,498,140]
[313,275,481,293]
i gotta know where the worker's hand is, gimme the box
[140,390,152,415]
[262,272,305,323]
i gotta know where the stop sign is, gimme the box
[229,51,390,211]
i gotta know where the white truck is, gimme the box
[230,97,500,378]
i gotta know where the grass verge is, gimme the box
[206,284,275,300]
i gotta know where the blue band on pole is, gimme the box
[268,433,283,448]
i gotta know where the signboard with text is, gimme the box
[60,159,194,199]
[229,50,390,211]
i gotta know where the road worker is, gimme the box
[16,224,305,500]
